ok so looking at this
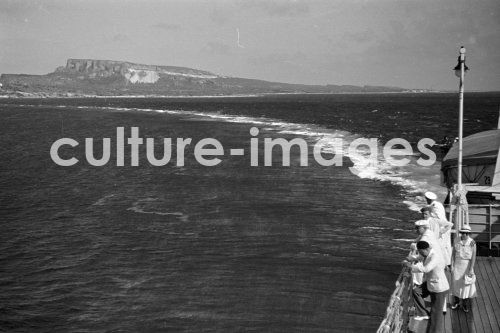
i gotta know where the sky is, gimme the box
[1,0,499,91]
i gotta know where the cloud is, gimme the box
[152,23,181,31]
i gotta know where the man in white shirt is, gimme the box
[420,207,452,240]
[425,191,447,221]
[410,220,441,260]
[408,220,443,319]
[421,206,453,263]
[405,241,449,333]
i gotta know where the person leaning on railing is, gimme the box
[404,241,449,333]
[407,219,442,321]
[450,225,477,312]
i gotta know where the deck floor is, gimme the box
[409,257,500,333]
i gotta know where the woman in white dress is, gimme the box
[451,225,477,312]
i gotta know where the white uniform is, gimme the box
[430,201,452,266]
[427,216,453,266]
[430,201,447,221]
[412,248,450,293]
[411,229,442,285]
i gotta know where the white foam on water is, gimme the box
[154,107,447,213]
[361,226,409,232]
[93,194,116,206]
[127,198,189,221]
[127,205,189,221]
[5,102,447,213]
[402,200,422,212]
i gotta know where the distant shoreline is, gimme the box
[0,90,474,99]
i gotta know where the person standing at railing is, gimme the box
[451,225,477,312]
[425,192,447,221]
[423,194,454,314]
[425,192,452,267]
[421,207,454,257]
[409,219,442,262]
[407,220,442,321]
[405,241,449,333]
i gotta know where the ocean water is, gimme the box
[1,93,499,332]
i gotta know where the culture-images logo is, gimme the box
[50,126,437,175]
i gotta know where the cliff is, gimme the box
[0,59,407,97]
[61,59,219,83]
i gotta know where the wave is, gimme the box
[93,194,116,206]
[141,105,446,210]
[4,102,446,211]
[127,206,189,221]
[127,198,189,221]
[361,226,407,232]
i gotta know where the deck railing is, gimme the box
[465,204,500,250]
[379,203,500,333]
[377,253,413,333]
[446,203,500,251]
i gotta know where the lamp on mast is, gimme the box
[453,46,468,230]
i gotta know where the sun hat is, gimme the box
[424,192,437,200]
[459,225,472,233]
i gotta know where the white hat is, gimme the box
[459,225,472,233]
[424,192,437,200]
[415,219,430,227]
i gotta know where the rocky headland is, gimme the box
[0,59,409,97]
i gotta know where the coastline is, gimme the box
[0,90,452,99]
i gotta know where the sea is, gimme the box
[1,92,499,332]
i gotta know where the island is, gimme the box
[0,59,416,97]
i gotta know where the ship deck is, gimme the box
[409,256,500,333]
